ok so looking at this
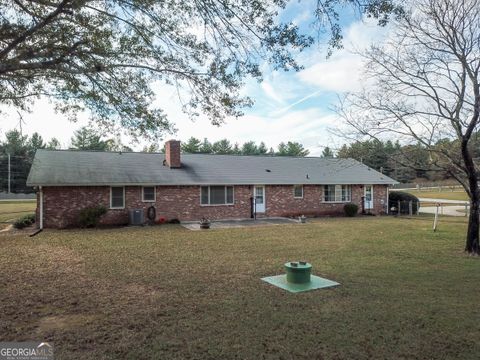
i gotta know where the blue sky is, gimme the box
[0,1,390,156]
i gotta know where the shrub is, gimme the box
[388,191,420,214]
[79,206,107,228]
[344,203,359,217]
[168,218,180,224]
[13,214,36,229]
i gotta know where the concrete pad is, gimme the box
[181,217,298,231]
[262,274,340,293]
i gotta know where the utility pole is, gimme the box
[7,153,11,193]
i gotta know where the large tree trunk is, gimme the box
[466,192,480,254]
[463,142,480,255]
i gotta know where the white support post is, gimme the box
[409,201,413,216]
[433,204,439,232]
[7,153,11,193]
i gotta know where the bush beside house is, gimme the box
[344,203,358,217]
[13,214,36,229]
[79,206,107,228]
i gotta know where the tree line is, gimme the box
[336,136,480,184]
[336,140,429,183]
[177,137,310,157]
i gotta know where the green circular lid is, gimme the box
[284,261,311,270]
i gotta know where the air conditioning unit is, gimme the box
[129,209,144,226]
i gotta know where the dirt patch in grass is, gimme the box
[36,314,98,334]
[1,219,479,359]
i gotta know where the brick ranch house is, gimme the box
[27,140,397,228]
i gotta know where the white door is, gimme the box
[254,186,265,213]
[364,185,373,210]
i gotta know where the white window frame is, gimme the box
[110,186,125,209]
[293,185,304,198]
[142,186,156,202]
[323,185,352,203]
[200,186,235,206]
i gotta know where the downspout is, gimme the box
[39,186,44,229]
[386,185,390,215]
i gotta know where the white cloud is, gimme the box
[298,55,364,92]
[297,17,392,93]
[260,81,285,104]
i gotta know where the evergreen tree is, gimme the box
[321,146,334,158]
[181,137,202,153]
[212,139,233,154]
[241,141,258,155]
[276,141,309,156]
[232,143,241,155]
[258,142,268,155]
[46,138,61,150]
[199,138,212,154]
[0,130,57,192]
[70,127,109,151]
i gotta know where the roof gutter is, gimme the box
[27,181,399,187]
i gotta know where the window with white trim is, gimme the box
[324,185,351,202]
[200,186,234,205]
[110,186,125,208]
[293,185,303,198]
[142,186,156,202]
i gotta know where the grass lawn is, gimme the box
[397,189,468,201]
[1,217,479,359]
[0,200,36,229]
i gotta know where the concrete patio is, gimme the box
[181,217,299,230]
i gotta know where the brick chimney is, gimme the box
[165,140,181,168]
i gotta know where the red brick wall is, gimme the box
[41,186,128,228]
[130,185,252,221]
[264,185,387,217]
[38,184,388,228]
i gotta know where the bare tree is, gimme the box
[340,0,480,254]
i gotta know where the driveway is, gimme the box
[419,205,467,217]
[419,198,468,205]
[418,198,469,217]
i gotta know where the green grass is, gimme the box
[0,217,479,359]
[0,200,36,228]
[398,189,468,201]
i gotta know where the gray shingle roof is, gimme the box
[26,149,397,186]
